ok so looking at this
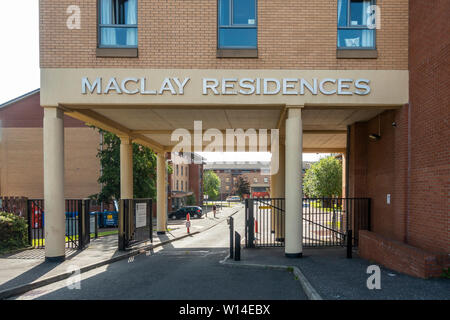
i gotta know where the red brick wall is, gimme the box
[351,1,449,259]
[408,0,450,255]
[359,230,449,279]
[189,163,203,206]
[0,92,85,128]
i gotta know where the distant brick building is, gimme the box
[169,152,204,210]
[0,90,101,199]
[204,162,270,199]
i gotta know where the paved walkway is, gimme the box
[0,205,242,295]
[229,247,450,300]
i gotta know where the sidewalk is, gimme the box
[225,247,450,300]
[0,205,242,298]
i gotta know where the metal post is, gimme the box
[118,199,126,251]
[229,216,234,259]
[95,212,98,239]
[234,231,241,261]
[149,199,153,243]
[346,229,352,259]
[248,199,255,248]
[78,200,83,249]
[26,200,32,247]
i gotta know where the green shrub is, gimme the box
[186,194,196,206]
[0,212,29,253]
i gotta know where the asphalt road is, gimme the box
[12,206,307,300]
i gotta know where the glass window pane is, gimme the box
[100,27,137,46]
[219,0,230,26]
[232,0,256,25]
[123,0,137,25]
[219,28,257,48]
[100,0,114,24]
[337,0,348,27]
[350,0,371,26]
[337,29,374,48]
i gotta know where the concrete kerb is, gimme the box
[219,258,323,301]
[0,206,241,300]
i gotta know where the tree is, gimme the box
[186,194,196,206]
[203,170,221,201]
[235,176,250,199]
[92,129,157,203]
[303,156,342,199]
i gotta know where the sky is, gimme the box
[0,2,327,163]
[0,1,40,105]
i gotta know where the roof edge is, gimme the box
[0,88,41,110]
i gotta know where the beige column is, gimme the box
[156,152,167,234]
[43,107,65,262]
[271,144,285,241]
[285,107,303,258]
[120,137,133,199]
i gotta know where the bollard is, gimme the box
[234,231,241,261]
[186,213,191,234]
[229,217,234,259]
[346,230,352,259]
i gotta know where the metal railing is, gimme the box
[245,197,371,249]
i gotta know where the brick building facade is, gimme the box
[37,0,447,273]
[351,1,450,278]
[204,163,271,199]
[0,90,101,199]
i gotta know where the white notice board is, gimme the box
[136,203,147,228]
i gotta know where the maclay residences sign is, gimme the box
[81,77,371,96]
[39,69,409,107]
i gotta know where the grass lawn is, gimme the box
[31,230,119,246]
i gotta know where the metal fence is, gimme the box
[245,197,371,249]
[119,199,153,250]
[26,199,92,249]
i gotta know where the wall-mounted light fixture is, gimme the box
[369,115,381,141]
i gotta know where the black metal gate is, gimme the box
[245,197,371,248]
[119,199,153,250]
[27,199,91,249]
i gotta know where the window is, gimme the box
[181,166,184,176]
[264,177,268,183]
[99,0,137,47]
[185,181,188,191]
[337,0,375,49]
[176,165,179,176]
[218,0,257,49]
[176,180,179,191]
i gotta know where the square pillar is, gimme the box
[157,152,167,234]
[120,137,133,199]
[43,107,65,262]
[285,107,303,258]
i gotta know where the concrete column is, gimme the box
[285,107,303,257]
[43,107,65,262]
[157,152,167,234]
[270,144,285,240]
[120,137,133,199]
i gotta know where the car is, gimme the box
[169,206,203,220]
